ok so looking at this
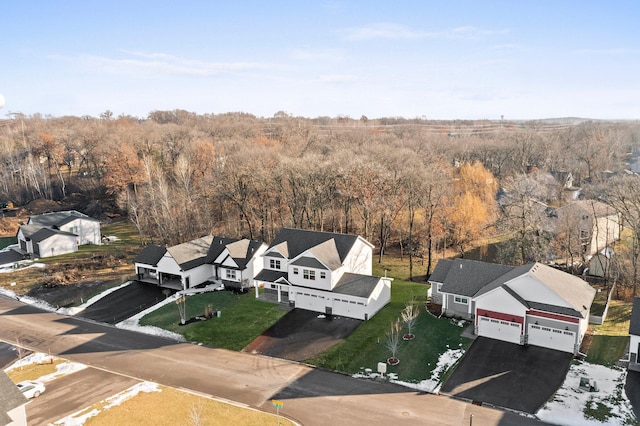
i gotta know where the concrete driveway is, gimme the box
[243,308,362,361]
[625,369,640,419]
[77,281,169,324]
[440,337,573,414]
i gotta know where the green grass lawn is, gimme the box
[307,278,472,382]
[0,236,16,250]
[139,291,288,351]
[587,300,633,366]
[141,253,471,384]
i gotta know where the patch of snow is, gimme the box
[4,352,87,382]
[353,348,465,394]
[537,361,636,426]
[115,292,186,342]
[0,262,45,274]
[103,236,120,242]
[0,287,58,312]
[317,314,326,319]
[55,381,160,425]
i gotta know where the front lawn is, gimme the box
[587,300,633,366]
[308,279,472,383]
[139,291,288,351]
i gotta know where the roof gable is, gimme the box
[167,236,214,268]
[133,244,167,266]
[0,370,27,423]
[267,228,359,262]
[439,259,514,297]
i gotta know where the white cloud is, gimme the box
[341,23,508,41]
[290,48,345,61]
[573,47,640,55]
[51,51,274,77]
[317,74,357,83]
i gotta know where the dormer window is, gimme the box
[303,269,316,280]
[270,259,281,270]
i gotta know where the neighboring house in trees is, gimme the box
[16,210,101,258]
[133,236,266,292]
[253,228,391,321]
[586,248,617,279]
[629,297,640,372]
[0,370,28,426]
[430,258,596,354]
[553,200,620,257]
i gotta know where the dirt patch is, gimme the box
[27,280,119,309]
[243,309,362,362]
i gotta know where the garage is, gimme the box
[294,292,325,312]
[527,324,576,353]
[332,297,366,319]
[477,316,522,345]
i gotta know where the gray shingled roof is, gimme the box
[428,259,454,283]
[0,249,25,266]
[28,210,99,227]
[266,228,359,262]
[133,244,167,266]
[0,370,27,424]
[439,259,514,297]
[254,269,289,283]
[332,273,382,298]
[29,227,77,243]
[167,236,214,270]
[290,256,326,269]
[630,297,640,336]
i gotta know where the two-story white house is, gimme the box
[253,228,391,321]
[17,210,101,258]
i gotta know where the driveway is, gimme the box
[243,308,362,361]
[625,369,640,419]
[0,341,30,368]
[77,281,169,324]
[440,337,573,414]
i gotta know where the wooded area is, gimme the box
[1,111,640,294]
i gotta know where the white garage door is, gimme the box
[527,324,576,353]
[332,298,367,320]
[477,316,522,345]
[295,293,324,313]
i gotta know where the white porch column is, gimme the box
[255,282,259,299]
[277,285,282,303]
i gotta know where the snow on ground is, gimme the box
[4,352,87,382]
[113,285,222,342]
[353,347,465,393]
[115,292,186,342]
[537,360,636,426]
[0,261,45,274]
[0,287,58,312]
[54,381,161,426]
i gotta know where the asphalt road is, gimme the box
[0,296,548,425]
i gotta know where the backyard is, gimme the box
[586,299,633,366]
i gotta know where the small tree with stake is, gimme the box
[401,300,419,340]
[385,320,402,365]
[176,295,187,325]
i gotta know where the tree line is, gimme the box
[1,111,640,289]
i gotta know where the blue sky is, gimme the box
[2,1,639,120]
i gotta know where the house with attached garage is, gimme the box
[0,370,28,426]
[628,297,640,372]
[429,258,596,354]
[133,236,266,292]
[253,228,392,321]
[16,210,101,258]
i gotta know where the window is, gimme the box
[303,269,316,280]
[293,267,299,275]
[225,269,236,280]
[270,259,281,270]
[454,296,468,304]
[320,271,326,279]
